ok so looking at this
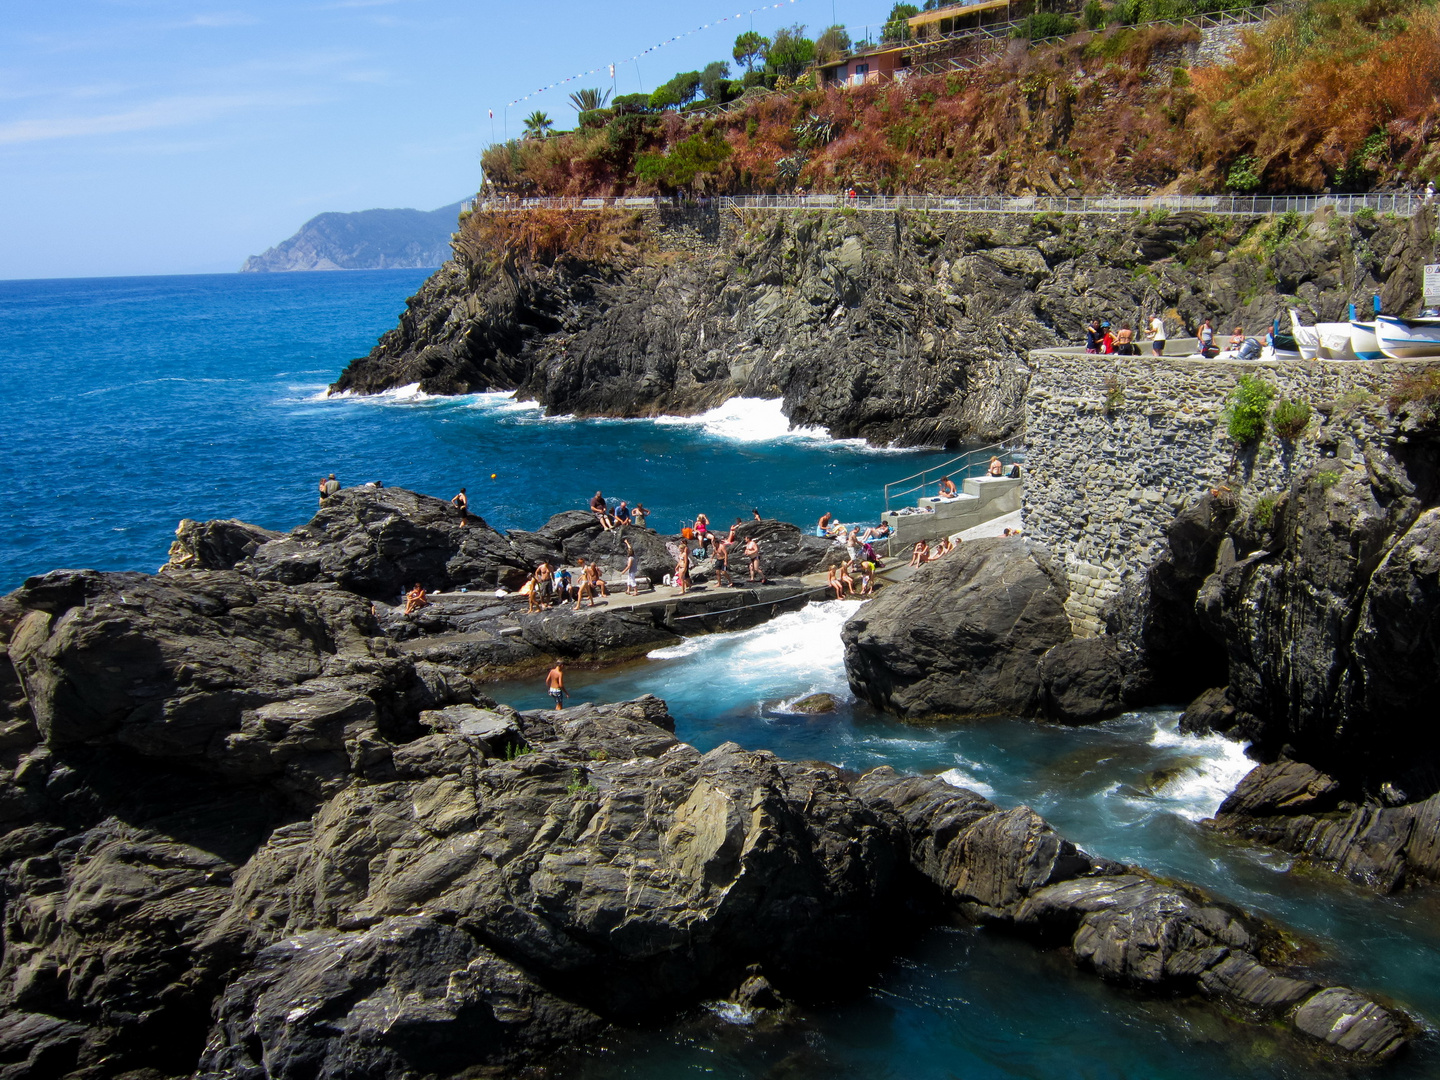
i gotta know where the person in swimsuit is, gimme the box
[909,540,929,567]
[451,487,468,527]
[937,476,958,498]
[574,559,595,609]
[631,503,649,529]
[694,514,711,555]
[714,538,733,587]
[1229,326,1245,351]
[674,547,690,594]
[817,511,833,537]
[623,540,638,595]
[987,457,1004,477]
[827,563,844,599]
[745,536,762,582]
[545,661,567,710]
[403,583,429,615]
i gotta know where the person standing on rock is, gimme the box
[631,503,649,529]
[545,661,567,710]
[623,541,639,595]
[451,487,468,527]
[745,536,763,582]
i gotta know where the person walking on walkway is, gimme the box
[1148,313,1167,356]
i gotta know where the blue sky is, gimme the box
[3,0,885,279]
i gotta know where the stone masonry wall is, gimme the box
[1022,350,1425,634]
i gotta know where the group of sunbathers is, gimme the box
[675,515,764,591]
[826,557,876,598]
[908,536,957,566]
[523,555,616,613]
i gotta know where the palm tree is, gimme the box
[523,111,554,138]
[568,87,611,114]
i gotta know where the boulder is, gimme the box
[730,519,834,579]
[842,537,1072,720]
[1177,685,1239,736]
[161,517,282,573]
[240,485,531,599]
[1038,636,1128,723]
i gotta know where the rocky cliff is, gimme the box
[240,201,465,273]
[332,206,1425,446]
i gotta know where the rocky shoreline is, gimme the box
[331,207,1427,447]
[0,484,1421,1076]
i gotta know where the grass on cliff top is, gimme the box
[479,0,1440,200]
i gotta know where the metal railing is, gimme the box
[466,192,1427,216]
[883,439,1018,511]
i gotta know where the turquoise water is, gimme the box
[2,272,1436,1078]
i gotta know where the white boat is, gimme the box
[1289,311,1320,360]
[1316,322,1357,360]
[1375,314,1440,358]
[1350,321,1384,360]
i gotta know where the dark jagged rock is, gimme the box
[1037,636,1129,724]
[507,510,676,586]
[1215,760,1343,819]
[842,536,1072,720]
[731,518,834,579]
[0,556,1411,1073]
[1177,685,1240,736]
[1106,492,1235,705]
[161,517,282,573]
[239,485,530,599]
[330,210,1425,447]
[855,767,1410,1061]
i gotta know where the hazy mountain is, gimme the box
[240,201,466,272]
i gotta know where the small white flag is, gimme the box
[609,63,615,79]
[488,109,494,119]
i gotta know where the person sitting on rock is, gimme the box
[403,582,429,615]
[827,562,844,600]
[908,539,929,567]
[839,558,856,596]
[817,511,834,537]
[694,513,713,555]
[987,457,1005,477]
[613,501,631,527]
[590,491,613,530]
[319,472,340,503]
[937,476,958,498]
[554,565,573,602]
[1229,325,1246,352]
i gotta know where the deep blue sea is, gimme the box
[2,271,1436,1079]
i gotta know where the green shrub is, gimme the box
[1354,205,1377,227]
[566,767,597,796]
[1226,154,1262,193]
[1270,397,1312,439]
[1103,373,1126,414]
[1317,469,1341,489]
[1083,0,1107,29]
[1015,12,1080,38]
[1253,493,1279,530]
[611,93,655,114]
[1222,373,1276,444]
[1388,368,1440,417]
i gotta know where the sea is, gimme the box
[2,270,1437,1079]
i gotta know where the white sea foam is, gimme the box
[645,598,863,697]
[653,397,854,446]
[938,767,997,799]
[703,1000,758,1026]
[1143,715,1256,822]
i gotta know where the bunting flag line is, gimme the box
[502,0,807,111]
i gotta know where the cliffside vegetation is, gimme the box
[479,0,1440,198]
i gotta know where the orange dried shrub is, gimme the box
[1191,0,1440,190]
[456,208,648,270]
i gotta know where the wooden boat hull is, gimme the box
[1375,314,1440,358]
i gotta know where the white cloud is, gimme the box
[0,92,309,146]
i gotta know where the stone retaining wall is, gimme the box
[1022,349,1423,634]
